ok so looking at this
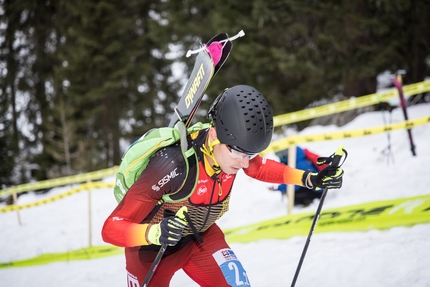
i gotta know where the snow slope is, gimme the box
[1,102,429,287]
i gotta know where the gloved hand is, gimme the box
[303,167,344,190]
[147,206,188,246]
[302,148,346,190]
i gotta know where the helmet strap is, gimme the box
[200,136,221,175]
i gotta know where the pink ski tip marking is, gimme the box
[207,42,223,66]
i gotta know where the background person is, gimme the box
[269,146,327,206]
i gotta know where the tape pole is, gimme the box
[87,181,93,247]
[12,191,22,226]
[394,72,416,156]
[287,145,297,214]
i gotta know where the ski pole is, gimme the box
[142,206,188,287]
[142,244,167,287]
[290,146,346,287]
[380,103,395,165]
[392,71,416,156]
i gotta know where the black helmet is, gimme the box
[208,85,273,154]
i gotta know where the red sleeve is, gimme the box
[101,174,159,247]
[303,148,326,171]
[101,146,187,247]
[243,155,305,186]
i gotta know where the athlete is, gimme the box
[101,85,344,286]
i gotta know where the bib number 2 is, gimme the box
[212,248,251,286]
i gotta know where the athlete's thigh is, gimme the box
[183,224,251,287]
[125,246,190,287]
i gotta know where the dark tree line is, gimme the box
[1,0,429,188]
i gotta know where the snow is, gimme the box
[1,102,430,287]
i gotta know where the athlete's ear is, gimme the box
[208,127,218,142]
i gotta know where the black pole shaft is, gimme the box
[393,75,416,156]
[290,187,329,287]
[142,244,167,287]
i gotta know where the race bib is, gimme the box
[212,248,251,286]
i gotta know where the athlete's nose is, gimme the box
[238,157,249,169]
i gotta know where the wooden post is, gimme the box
[12,190,22,226]
[287,145,297,214]
[87,181,92,247]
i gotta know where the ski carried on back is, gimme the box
[169,30,245,127]
[115,30,245,203]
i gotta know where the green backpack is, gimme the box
[113,121,210,204]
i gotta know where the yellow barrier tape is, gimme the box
[2,194,429,268]
[0,182,115,213]
[263,115,430,154]
[0,166,118,197]
[0,245,123,269]
[273,80,430,127]
[2,82,428,200]
[224,194,430,243]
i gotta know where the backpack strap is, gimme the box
[161,121,200,203]
[176,121,189,154]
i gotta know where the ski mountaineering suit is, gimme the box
[102,125,305,286]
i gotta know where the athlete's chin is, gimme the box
[227,167,241,174]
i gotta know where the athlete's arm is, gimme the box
[243,155,305,186]
[101,145,187,247]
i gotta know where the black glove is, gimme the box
[302,148,346,190]
[147,206,188,246]
[302,167,344,190]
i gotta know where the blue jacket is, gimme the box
[275,146,318,192]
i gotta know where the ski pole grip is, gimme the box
[175,206,188,221]
[331,145,346,168]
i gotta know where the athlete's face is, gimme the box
[208,128,251,174]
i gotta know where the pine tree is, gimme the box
[54,0,180,169]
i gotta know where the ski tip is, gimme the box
[207,42,223,66]
[186,30,245,58]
